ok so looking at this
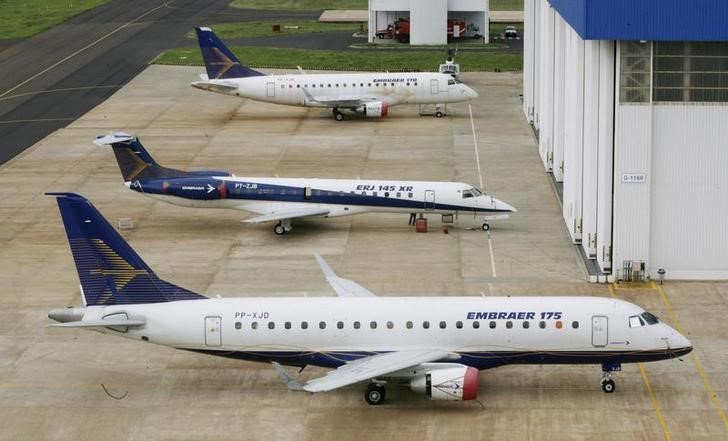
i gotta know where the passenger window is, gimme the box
[406,321,413,329]
[335,83,339,87]
[423,321,430,329]
[353,321,361,329]
[301,321,308,329]
[489,321,496,329]
[268,322,275,329]
[384,192,389,197]
[439,321,446,329]
[320,84,323,87]
[456,321,463,329]
[312,84,316,88]
[285,322,291,329]
[406,82,410,86]
[386,321,393,329]
[523,321,529,329]
[297,84,300,88]
[328,84,331,87]
[368,83,371,87]
[235,321,241,330]
[572,321,579,329]
[337,321,344,329]
[473,321,480,329]
[370,321,377,329]
[251,322,258,330]
[396,192,401,198]
[319,321,326,329]
[539,321,546,329]
[360,83,363,87]
[375,83,379,87]
[373,191,377,197]
[408,192,413,198]
[506,321,513,329]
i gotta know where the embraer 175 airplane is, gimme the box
[190,27,478,121]
[96,133,515,234]
[47,193,692,405]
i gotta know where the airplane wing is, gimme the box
[273,349,453,393]
[49,318,146,328]
[242,207,330,224]
[300,87,385,108]
[314,253,377,298]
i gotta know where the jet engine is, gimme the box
[409,364,479,400]
[359,101,389,118]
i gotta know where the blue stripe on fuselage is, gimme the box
[132,178,510,213]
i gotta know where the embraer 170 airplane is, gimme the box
[190,27,478,121]
[47,193,692,405]
[96,133,515,234]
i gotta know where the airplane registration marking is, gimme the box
[234,312,270,319]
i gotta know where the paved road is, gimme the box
[0,0,320,165]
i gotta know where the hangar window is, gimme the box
[439,321,446,329]
[641,312,660,324]
[506,321,513,329]
[620,41,651,103]
[572,321,579,329]
[319,321,326,329]
[353,321,361,329]
[629,315,645,328]
[406,321,413,329]
[337,321,344,329]
[456,321,463,329]
[301,321,308,329]
[387,321,394,329]
[523,321,530,329]
[423,321,430,329]
[285,321,291,329]
[370,321,377,329]
[539,321,546,329]
[472,321,480,329]
[251,322,258,330]
[489,321,496,329]
[653,42,728,102]
[235,321,241,330]
[268,321,275,330]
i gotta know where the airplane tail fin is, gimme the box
[95,133,189,182]
[195,26,265,79]
[48,193,206,306]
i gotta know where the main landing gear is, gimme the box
[600,363,620,393]
[481,222,490,231]
[365,382,386,405]
[333,108,344,121]
[273,220,292,235]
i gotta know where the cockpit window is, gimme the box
[629,315,646,328]
[471,188,483,196]
[462,190,473,199]
[448,79,456,85]
[641,311,659,325]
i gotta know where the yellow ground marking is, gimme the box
[608,283,672,441]
[651,282,728,431]
[0,2,170,99]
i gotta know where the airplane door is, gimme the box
[267,82,275,97]
[205,316,222,346]
[591,315,608,347]
[430,79,439,94]
[424,190,435,210]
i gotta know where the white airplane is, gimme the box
[96,133,516,234]
[47,193,692,405]
[190,27,478,121]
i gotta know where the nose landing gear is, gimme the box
[600,363,620,393]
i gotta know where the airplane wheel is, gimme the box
[435,111,444,118]
[365,383,386,405]
[334,110,344,121]
[274,224,286,235]
[601,379,616,393]
[481,223,490,231]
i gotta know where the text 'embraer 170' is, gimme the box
[96,133,516,235]
[47,193,692,405]
[190,27,478,121]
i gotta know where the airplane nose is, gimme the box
[466,86,478,99]
[495,199,516,213]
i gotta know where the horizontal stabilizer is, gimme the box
[243,207,330,224]
[191,81,238,94]
[93,132,134,147]
[49,318,146,328]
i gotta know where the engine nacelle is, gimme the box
[410,364,479,401]
[359,101,389,118]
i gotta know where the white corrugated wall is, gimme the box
[595,41,615,271]
[537,5,555,171]
[523,0,535,122]
[581,40,601,257]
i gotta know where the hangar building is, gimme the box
[368,0,489,45]
[523,0,728,280]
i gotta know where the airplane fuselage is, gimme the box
[129,176,515,219]
[82,296,691,370]
[192,72,477,108]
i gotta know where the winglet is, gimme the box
[314,253,337,279]
[313,254,377,298]
[272,362,305,391]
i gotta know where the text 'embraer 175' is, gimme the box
[96,133,516,235]
[47,193,691,405]
[190,27,478,121]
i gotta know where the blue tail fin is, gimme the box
[94,133,190,181]
[195,26,265,79]
[49,193,206,306]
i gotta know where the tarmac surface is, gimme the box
[0,67,726,440]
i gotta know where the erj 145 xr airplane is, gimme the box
[96,133,516,235]
[190,27,478,121]
[47,193,692,405]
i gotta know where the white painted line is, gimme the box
[487,234,497,278]
[468,104,484,190]
[0,2,169,99]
